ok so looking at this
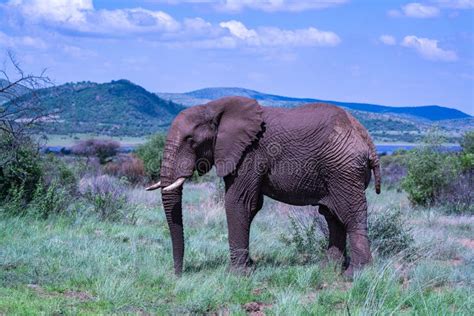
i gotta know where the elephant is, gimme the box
[146,96,381,277]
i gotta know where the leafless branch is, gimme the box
[0,50,55,167]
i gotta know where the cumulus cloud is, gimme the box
[379,35,396,45]
[3,0,341,50]
[402,3,440,18]
[389,0,473,18]
[6,0,180,36]
[401,35,458,61]
[219,20,341,47]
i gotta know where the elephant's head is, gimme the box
[146,96,263,275]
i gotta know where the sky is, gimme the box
[0,0,473,115]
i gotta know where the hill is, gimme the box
[0,79,31,104]
[5,81,471,142]
[157,87,470,121]
[8,80,184,136]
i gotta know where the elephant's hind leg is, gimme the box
[319,205,348,268]
[342,196,372,278]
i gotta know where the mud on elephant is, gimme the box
[146,96,381,277]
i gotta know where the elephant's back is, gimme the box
[262,103,359,143]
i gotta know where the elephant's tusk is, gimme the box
[145,181,161,191]
[162,177,186,192]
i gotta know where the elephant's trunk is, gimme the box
[162,189,184,275]
[160,140,185,275]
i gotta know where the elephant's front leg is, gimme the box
[224,175,262,272]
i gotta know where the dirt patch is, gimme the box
[27,284,94,302]
[243,302,272,316]
[63,290,94,301]
[457,238,474,249]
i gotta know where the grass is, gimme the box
[1,185,473,315]
[42,134,147,147]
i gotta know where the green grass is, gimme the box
[43,134,148,147]
[1,186,473,315]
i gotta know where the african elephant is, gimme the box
[146,96,381,277]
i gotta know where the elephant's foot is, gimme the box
[229,257,255,276]
[322,247,349,271]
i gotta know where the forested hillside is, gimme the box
[7,80,184,136]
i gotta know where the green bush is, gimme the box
[0,133,42,203]
[2,185,27,216]
[401,133,459,206]
[460,130,474,154]
[368,208,414,257]
[30,180,70,219]
[280,211,327,264]
[135,133,166,181]
[41,154,78,194]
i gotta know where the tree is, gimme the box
[0,51,53,201]
[71,139,120,164]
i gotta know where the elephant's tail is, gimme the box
[368,142,381,194]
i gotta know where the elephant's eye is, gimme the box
[186,136,194,144]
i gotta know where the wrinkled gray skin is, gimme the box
[152,96,381,277]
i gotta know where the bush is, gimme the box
[41,154,78,194]
[30,180,70,219]
[71,139,120,164]
[368,208,414,257]
[135,133,166,181]
[0,133,42,202]
[281,210,327,264]
[401,133,459,206]
[79,175,133,221]
[460,130,474,154]
[379,151,407,190]
[103,154,145,184]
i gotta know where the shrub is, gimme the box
[0,132,42,202]
[401,133,459,206]
[71,139,120,164]
[460,130,474,154]
[368,208,414,257]
[40,154,78,194]
[2,185,27,216]
[79,175,133,221]
[135,133,166,181]
[379,151,407,190]
[30,180,70,219]
[103,154,145,184]
[280,210,327,264]
[438,171,473,215]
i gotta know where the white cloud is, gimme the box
[401,35,458,61]
[6,0,180,35]
[389,1,473,18]
[402,3,440,18]
[435,0,474,9]
[8,0,93,23]
[219,20,341,47]
[3,1,340,50]
[0,31,47,49]
[152,0,348,12]
[217,0,348,12]
[379,35,396,45]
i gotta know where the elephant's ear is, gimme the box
[210,97,263,177]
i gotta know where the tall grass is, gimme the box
[1,184,473,314]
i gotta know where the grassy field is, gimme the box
[1,183,473,315]
[43,134,147,147]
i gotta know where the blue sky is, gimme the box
[0,0,473,114]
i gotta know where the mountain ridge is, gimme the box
[157,87,471,121]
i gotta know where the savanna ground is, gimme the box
[1,181,473,315]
